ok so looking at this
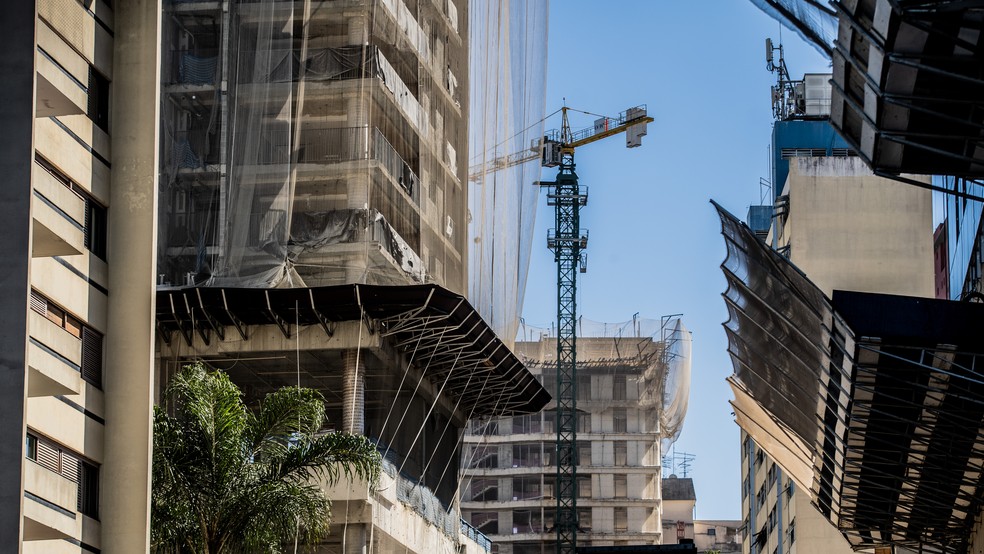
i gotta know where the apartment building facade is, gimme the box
[461,319,692,554]
[1,0,161,552]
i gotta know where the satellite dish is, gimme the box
[766,38,774,64]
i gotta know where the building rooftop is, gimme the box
[662,476,696,501]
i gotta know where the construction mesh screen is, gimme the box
[158,0,547,342]
[516,316,692,451]
[749,0,836,57]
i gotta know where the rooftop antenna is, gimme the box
[766,38,798,120]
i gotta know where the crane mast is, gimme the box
[539,106,652,554]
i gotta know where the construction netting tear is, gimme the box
[158,0,547,343]
[515,316,692,452]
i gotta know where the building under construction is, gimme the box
[154,1,552,553]
[0,0,552,551]
[460,317,691,554]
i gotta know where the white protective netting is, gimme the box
[158,0,547,344]
[467,0,548,347]
[516,316,692,451]
[749,0,837,57]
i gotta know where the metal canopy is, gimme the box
[828,0,984,176]
[713,201,984,554]
[156,284,551,418]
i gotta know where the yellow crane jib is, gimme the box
[468,105,653,179]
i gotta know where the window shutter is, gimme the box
[81,327,103,387]
[59,450,79,482]
[35,441,60,474]
[30,290,46,315]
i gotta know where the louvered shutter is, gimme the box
[35,441,60,474]
[30,290,46,315]
[81,327,103,387]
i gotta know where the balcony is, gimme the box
[32,165,86,258]
[27,310,83,398]
[23,460,77,540]
[36,51,86,118]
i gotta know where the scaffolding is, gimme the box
[459,317,692,554]
[158,0,546,347]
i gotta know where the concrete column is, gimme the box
[343,522,367,554]
[342,350,365,434]
[0,1,36,550]
[101,0,161,552]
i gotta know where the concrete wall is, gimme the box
[778,157,934,298]
[0,0,38,549]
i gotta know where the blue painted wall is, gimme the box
[772,119,852,199]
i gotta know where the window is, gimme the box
[512,476,541,500]
[578,508,592,531]
[30,290,102,387]
[613,408,627,432]
[513,509,541,534]
[471,512,498,535]
[26,433,99,519]
[614,375,626,400]
[577,411,592,433]
[614,474,627,498]
[467,445,498,469]
[469,419,498,436]
[543,477,555,499]
[82,194,108,260]
[707,528,717,537]
[577,441,591,466]
[788,519,795,545]
[512,444,542,467]
[88,67,110,132]
[577,375,592,401]
[78,461,99,518]
[614,507,628,533]
[513,414,541,434]
[577,475,591,498]
[470,478,497,501]
[614,441,627,466]
[543,411,556,434]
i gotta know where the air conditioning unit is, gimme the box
[446,215,454,237]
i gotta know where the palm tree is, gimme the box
[152,362,381,554]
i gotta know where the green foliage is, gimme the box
[152,363,381,554]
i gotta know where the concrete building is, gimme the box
[460,319,692,554]
[735,72,933,554]
[661,476,695,545]
[741,7,984,554]
[694,521,742,554]
[2,0,551,552]
[0,0,160,552]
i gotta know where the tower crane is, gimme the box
[468,104,653,554]
[539,105,652,554]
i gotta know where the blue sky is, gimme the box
[518,1,831,520]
